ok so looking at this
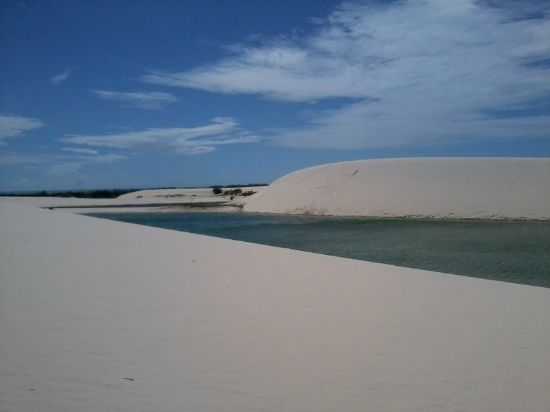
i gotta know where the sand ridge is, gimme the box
[244,157,550,219]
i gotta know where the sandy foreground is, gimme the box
[245,158,550,219]
[1,202,550,411]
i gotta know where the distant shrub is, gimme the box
[241,190,256,197]
[223,188,242,196]
[212,186,223,195]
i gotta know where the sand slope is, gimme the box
[2,202,550,411]
[244,158,550,219]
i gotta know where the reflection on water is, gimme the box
[88,212,550,288]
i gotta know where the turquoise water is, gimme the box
[89,212,550,288]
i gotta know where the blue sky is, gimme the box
[1,0,549,191]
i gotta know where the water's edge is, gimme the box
[88,211,550,288]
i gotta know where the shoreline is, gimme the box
[4,196,550,222]
[85,206,550,223]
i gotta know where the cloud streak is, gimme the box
[93,90,178,110]
[46,153,127,176]
[142,0,550,149]
[63,117,258,154]
[50,68,71,85]
[62,147,99,155]
[0,151,127,179]
[0,114,44,144]
[0,153,48,166]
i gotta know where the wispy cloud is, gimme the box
[0,151,126,166]
[0,151,127,179]
[61,147,98,155]
[47,162,84,176]
[0,114,44,144]
[0,153,47,166]
[92,90,178,110]
[50,68,71,85]
[142,0,550,149]
[63,117,259,154]
[47,153,127,176]
[89,153,127,163]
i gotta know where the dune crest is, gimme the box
[244,158,550,219]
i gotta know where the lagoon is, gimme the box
[89,212,550,288]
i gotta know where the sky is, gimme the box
[1,0,549,191]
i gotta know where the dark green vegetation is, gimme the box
[0,183,267,199]
[212,183,267,188]
[0,189,138,198]
[88,212,550,288]
[212,187,257,197]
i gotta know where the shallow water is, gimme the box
[88,212,550,288]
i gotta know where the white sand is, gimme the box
[244,158,550,219]
[117,187,217,200]
[1,202,550,411]
[0,186,264,211]
[118,186,264,202]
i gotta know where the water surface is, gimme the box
[89,212,550,288]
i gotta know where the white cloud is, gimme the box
[0,114,44,144]
[0,153,46,166]
[50,68,71,85]
[0,150,127,179]
[62,147,98,155]
[63,117,258,154]
[46,153,126,176]
[90,153,127,163]
[0,149,128,190]
[47,162,83,176]
[142,0,550,149]
[93,90,178,110]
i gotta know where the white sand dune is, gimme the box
[0,192,223,209]
[244,158,550,219]
[118,186,264,202]
[118,187,216,200]
[1,202,550,411]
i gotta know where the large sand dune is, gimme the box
[2,203,550,411]
[244,158,550,219]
